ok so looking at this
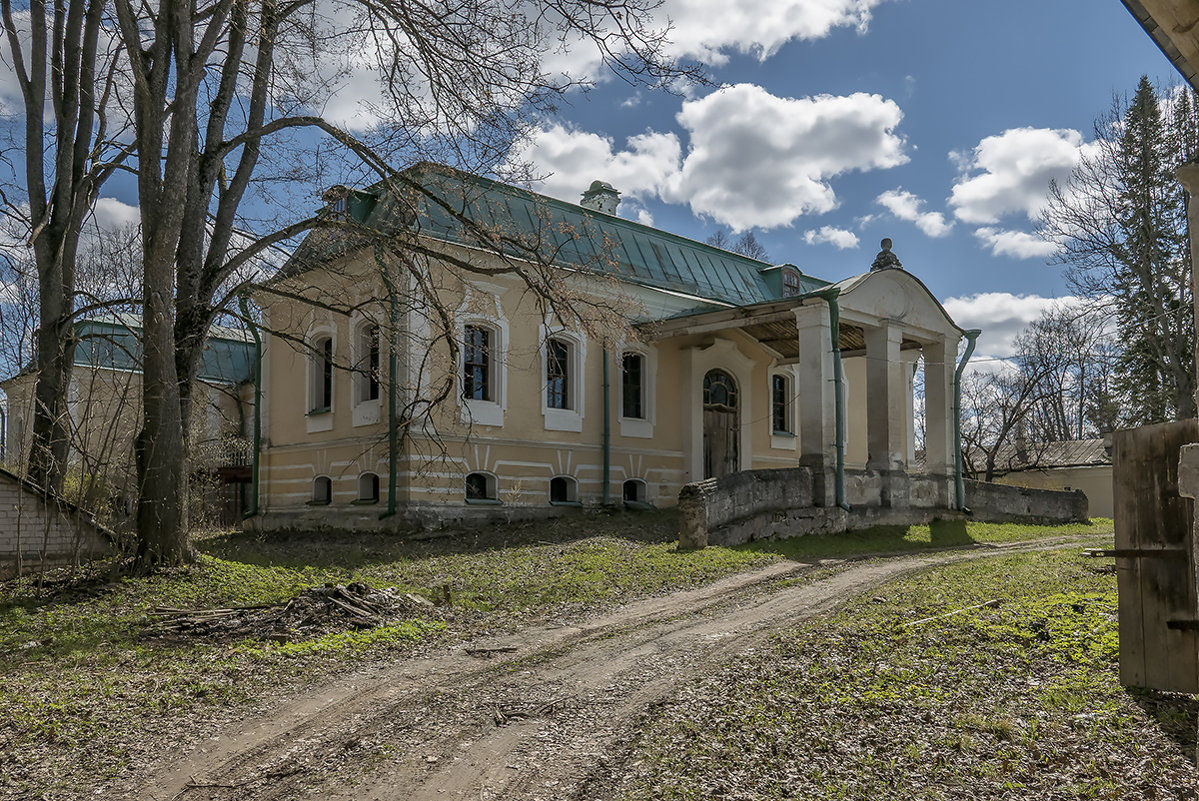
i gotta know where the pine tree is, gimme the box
[1043,76,1198,424]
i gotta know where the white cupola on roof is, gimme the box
[580,180,621,215]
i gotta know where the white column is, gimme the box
[796,305,836,505]
[923,337,958,479]
[865,322,907,471]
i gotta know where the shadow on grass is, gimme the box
[1129,687,1199,764]
[196,507,684,571]
[736,518,976,562]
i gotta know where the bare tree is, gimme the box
[0,0,131,493]
[960,304,1117,481]
[106,0,699,565]
[1041,77,1198,423]
[706,228,769,261]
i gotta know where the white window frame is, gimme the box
[309,475,333,505]
[306,327,335,433]
[622,478,650,506]
[465,470,501,504]
[457,319,507,428]
[355,472,380,504]
[351,317,382,427]
[770,366,799,451]
[548,475,580,506]
[618,345,656,439]
[540,326,585,432]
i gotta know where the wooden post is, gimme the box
[1113,420,1199,693]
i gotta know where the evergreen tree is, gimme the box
[1044,76,1198,424]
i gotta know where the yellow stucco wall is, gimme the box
[255,248,875,521]
[995,465,1113,519]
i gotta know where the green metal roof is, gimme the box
[282,163,829,309]
[74,316,253,385]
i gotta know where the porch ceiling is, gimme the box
[647,313,923,359]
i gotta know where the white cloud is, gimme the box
[661,0,887,65]
[514,84,907,232]
[874,188,952,237]
[512,124,683,212]
[804,226,860,249]
[91,197,140,230]
[542,0,890,83]
[973,227,1060,260]
[669,85,907,230]
[948,127,1095,224]
[942,292,1081,359]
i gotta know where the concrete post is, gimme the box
[796,305,836,506]
[922,336,959,508]
[1176,162,1199,415]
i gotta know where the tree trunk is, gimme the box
[27,264,75,493]
[136,257,188,563]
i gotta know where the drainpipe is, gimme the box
[953,329,982,512]
[377,247,400,521]
[238,293,261,519]
[814,288,850,511]
[602,347,611,506]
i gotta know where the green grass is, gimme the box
[742,517,1111,561]
[0,511,1116,799]
[619,544,1195,801]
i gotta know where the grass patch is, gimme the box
[741,517,1111,561]
[619,546,1194,801]
[0,511,1115,799]
[0,510,771,798]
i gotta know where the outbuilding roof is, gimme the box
[73,316,253,385]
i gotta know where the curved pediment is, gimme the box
[832,269,964,341]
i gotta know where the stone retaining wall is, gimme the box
[964,479,1089,524]
[678,468,1089,548]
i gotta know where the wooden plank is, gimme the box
[1113,420,1199,693]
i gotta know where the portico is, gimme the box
[644,262,966,514]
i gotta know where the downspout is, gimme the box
[602,347,611,506]
[814,288,849,511]
[377,244,399,520]
[953,329,982,512]
[238,293,261,519]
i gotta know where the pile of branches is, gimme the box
[140,581,436,643]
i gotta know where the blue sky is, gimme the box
[509,0,1176,358]
[0,0,1179,367]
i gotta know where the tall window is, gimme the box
[621,352,644,419]
[309,335,333,412]
[312,476,332,505]
[546,338,570,409]
[772,374,792,433]
[463,325,491,401]
[781,268,801,297]
[357,324,380,402]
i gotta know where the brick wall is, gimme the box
[0,470,113,577]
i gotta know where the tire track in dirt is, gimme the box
[132,538,1092,801]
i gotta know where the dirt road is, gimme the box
[129,540,1082,801]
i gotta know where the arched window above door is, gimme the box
[703,369,738,409]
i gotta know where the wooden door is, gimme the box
[703,370,739,479]
[1114,419,1199,693]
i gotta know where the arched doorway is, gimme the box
[703,369,739,479]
